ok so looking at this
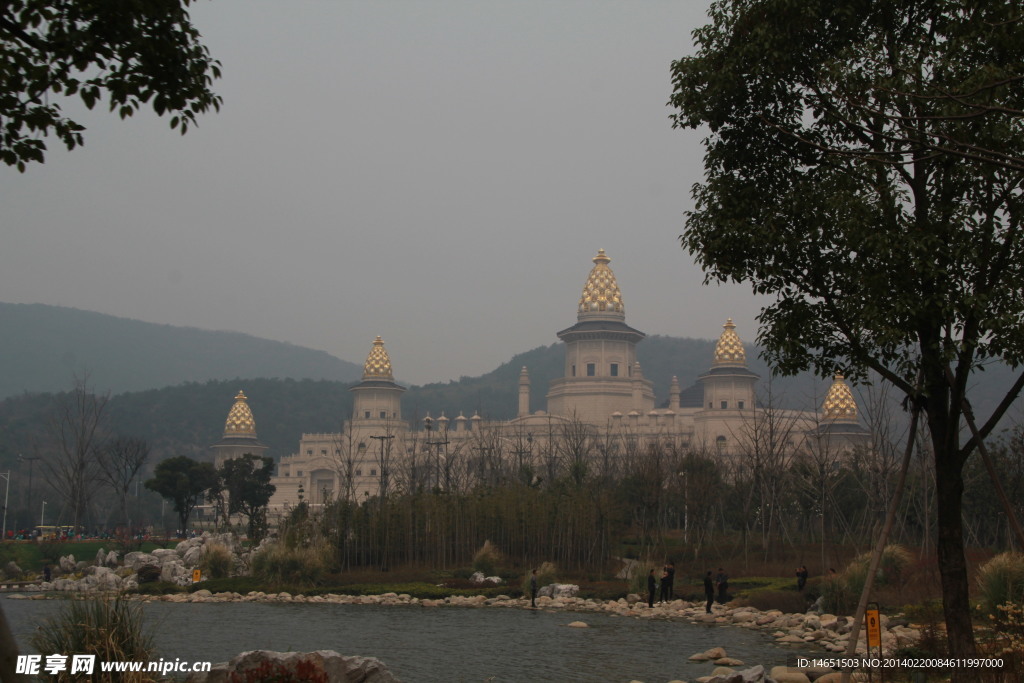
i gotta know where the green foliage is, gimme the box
[472,540,503,576]
[30,597,154,681]
[820,546,912,615]
[522,561,558,597]
[820,573,854,616]
[189,576,265,595]
[219,454,276,542]
[145,455,218,532]
[845,545,913,596]
[670,0,1024,653]
[977,552,1024,617]
[251,540,331,586]
[0,0,222,170]
[200,542,234,579]
[130,580,186,595]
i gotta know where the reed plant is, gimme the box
[251,538,332,585]
[199,542,233,579]
[30,596,154,682]
[977,552,1024,617]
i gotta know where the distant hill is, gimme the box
[2,306,1022,472]
[0,302,363,398]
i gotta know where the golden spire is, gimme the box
[223,391,257,438]
[713,318,746,366]
[363,336,394,380]
[823,374,858,422]
[577,248,625,320]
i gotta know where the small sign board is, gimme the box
[865,607,882,648]
[192,569,202,584]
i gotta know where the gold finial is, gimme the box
[363,336,395,380]
[578,249,624,319]
[823,374,858,421]
[713,318,746,366]
[223,390,257,437]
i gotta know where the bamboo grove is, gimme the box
[270,409,1024,575]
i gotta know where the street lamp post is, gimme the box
[0,471,10,541]
[40,501,47,528]
[18,454,40,532]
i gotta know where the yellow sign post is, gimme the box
[192,568,202,584]
[865,606,882,649]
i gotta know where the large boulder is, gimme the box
[124,552,159,571]
[537,583,579,599]
[185,650,400,683]
[3,561,22,579]
[59,554,76,573]
[705,664,767,683]
[182,546,203,568]
[160,560,188,584]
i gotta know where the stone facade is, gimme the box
[210,249,868,511]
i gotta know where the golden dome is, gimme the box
[578,249,624,319]
[713,319,746,366]
[823,374,858,421]
[223,391,257,438]
[363,336,394,380]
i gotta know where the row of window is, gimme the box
[709,400,745,409]
[571,362,629,377]
[363,410,397,419]
[288,468,378,477]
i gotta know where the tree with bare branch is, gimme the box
[96,436,149,529]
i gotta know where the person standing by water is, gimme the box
[647,568,657,608]
[796,565,808,591]
[715,568,729,604]
[703,571,714,613]
[665,560,676,601]
[659,568,670,604]
[530,569,538,608]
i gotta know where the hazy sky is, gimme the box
[1,0,768,385]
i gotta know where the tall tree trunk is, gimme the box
[934,451,976,661]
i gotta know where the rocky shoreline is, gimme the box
[2,534,919,683]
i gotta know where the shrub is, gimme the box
[472,541,503,576]
[251,540,330,585]
[628,565,656,597]
[824,545,913,615]
[521,561,557,596]
[131,581,186,596]
[820,573,854,615]
[200,542,233,579]
[848,545,912,590]
[31,597,154,682]
[977,552,1024,617]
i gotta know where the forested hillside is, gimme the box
[0,302,363,398]
[3,326,1020,478]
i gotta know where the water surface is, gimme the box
[3,597,814,682]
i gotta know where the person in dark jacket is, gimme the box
[715,568,729,604]
[659,568,671,603]
[796,565,809,591]
[530,569,538,608]
[647,568,657,608]
[703,571,714,613]
[665,560,676,601]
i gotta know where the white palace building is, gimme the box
[209,250,868,509]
